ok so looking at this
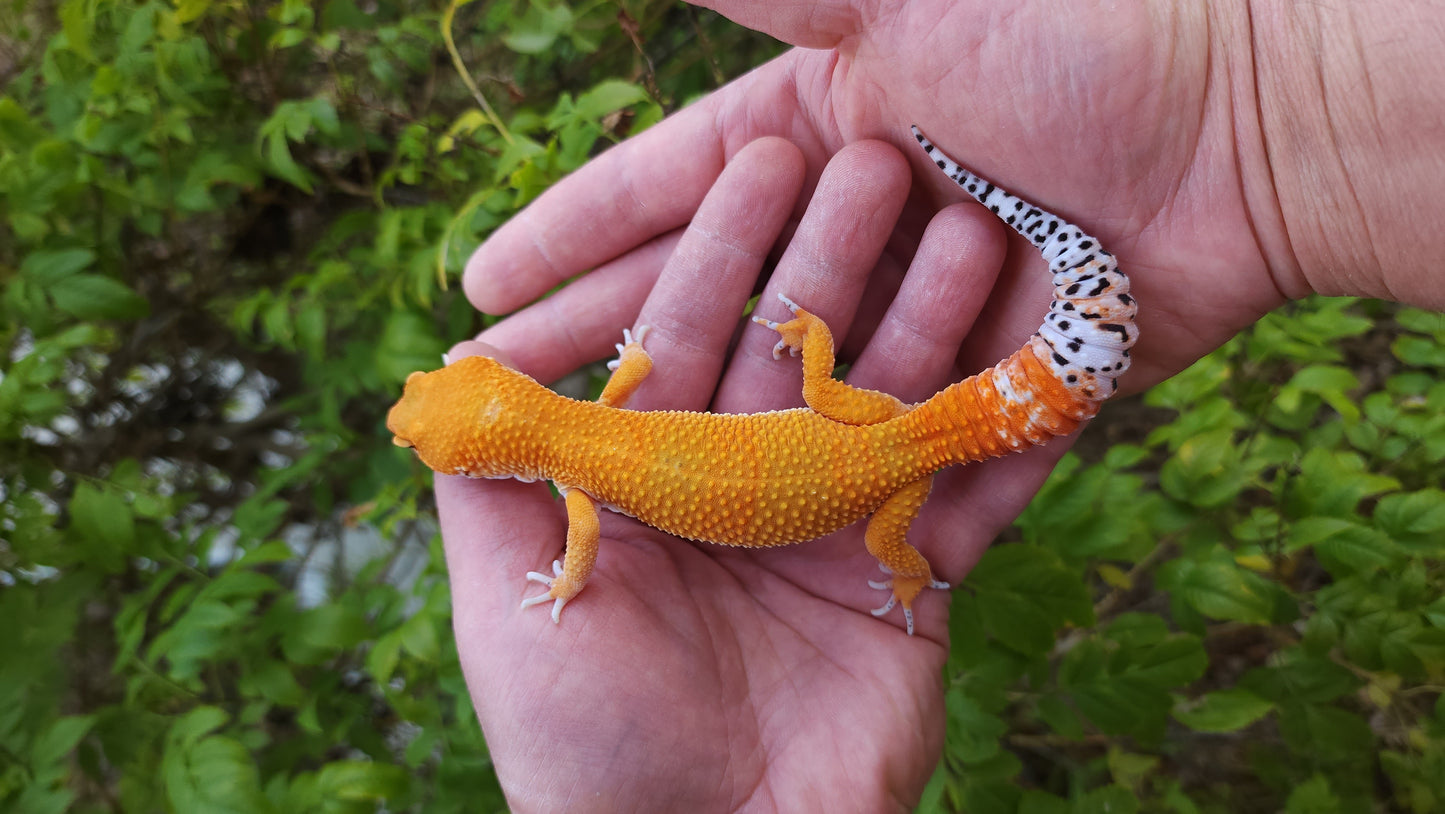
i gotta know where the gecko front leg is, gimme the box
[521,487,601,623]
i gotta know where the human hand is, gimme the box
[438,0,1430,808]
[464,2,1296,397]
[439,138,1062,810]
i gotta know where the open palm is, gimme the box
[440,1,1290,809]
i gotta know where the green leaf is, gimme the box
[1074,784,1140,814]
[502,0,573,54]
[375,310,447,385]
[1059,617,1206,740]
[30,715,95,769]
[1278,702,1373,761]
[49,273,150,320]
[1286,516,1397,573]
[1172,688,1274,732]
[573,80,649,120]
[1287,447,1400,519]
[243,659,305,707]
[163,730,272,814]
[1393,334,1445,368]
[167,706,230,751]
[269,27,309,48]
[1375,489,1445,548]
[235,540,295,567]
[69,483,135,573]
[21,248,95,283]
[1018,790,1069,814]
[1158,558,1278,625]
[398,612,439,662]
[967,544,1094,655]
[256,98,336,193]
[1034,693,1085,739]
[1288,365,1361,422]
[59,0,94,60]
[1107,748,1160,792]
[944,689,1006,763]
[1159,428,1254,508]
[283,602,370,663]
[175,0,212,23]
[366,629,403,683]
[316,759,410,801]
[1284,775,1340,814]
[1240,652,1361,704]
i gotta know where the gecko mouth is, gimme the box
[386,370,430,451]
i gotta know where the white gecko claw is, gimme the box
[520,560,568,624]
[751,294,804,360]
[868,564,951,635]
[870,594,897,617]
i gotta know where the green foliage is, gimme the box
[925,298,1445,813]
[1,0,780,809]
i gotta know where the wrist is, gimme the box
[1242,0,1445,308]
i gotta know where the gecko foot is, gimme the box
[868,568,950,636]
[520,560,572,624]
[606,326,651,371]
[751,293,807,360]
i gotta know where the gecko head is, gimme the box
[386,354,520,476]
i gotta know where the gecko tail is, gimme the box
[911,126,1137,403]
[907,126,1139,462]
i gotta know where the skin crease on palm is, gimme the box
[427,1,1442,811]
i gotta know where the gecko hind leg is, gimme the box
[752,293,910,425]
[862,476,950,635]
[520,560,567,622]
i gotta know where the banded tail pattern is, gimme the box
[906,126,1138,461]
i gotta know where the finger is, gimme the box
[717,139,912,413]
[445,339,515,370]
[846,202,1008,402]
[472,230,682,384]
[463,60,831,317]
[625,137,808,412]
[463,102,725,315]
[437,475,566,640]
[689,0,867,49]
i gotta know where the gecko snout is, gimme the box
[386,370,434,450]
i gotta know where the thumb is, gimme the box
[432,341,564,632]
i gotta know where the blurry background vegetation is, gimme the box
[1,1,1442,812]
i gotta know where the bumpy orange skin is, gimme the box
[386,341,1093,551]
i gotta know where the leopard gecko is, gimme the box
[386,125,1137,635]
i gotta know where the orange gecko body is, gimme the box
[386,127,1138,635]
